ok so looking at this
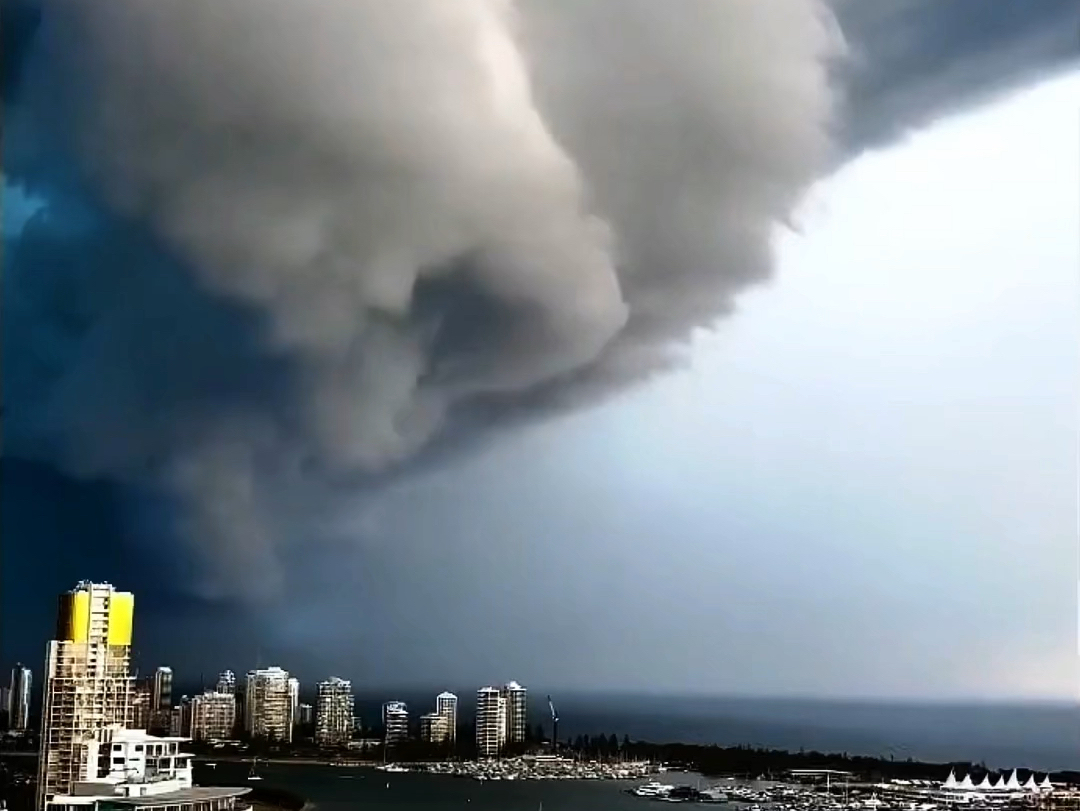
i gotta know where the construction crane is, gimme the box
[547,695,559,754]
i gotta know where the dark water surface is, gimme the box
[200,762,670,811]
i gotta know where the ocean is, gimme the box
[351,693,1079,771]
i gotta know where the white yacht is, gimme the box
[634,780,675,797]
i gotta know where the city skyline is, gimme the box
[10,580,1079,780]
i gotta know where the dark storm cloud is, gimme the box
[833,0,1079,152]
[1,0,1075,619]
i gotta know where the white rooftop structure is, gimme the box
[43,727,249,811]
[943,770,1054,795]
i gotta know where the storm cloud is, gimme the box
[3,0,1076,601]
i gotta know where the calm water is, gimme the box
[199,762,674,811]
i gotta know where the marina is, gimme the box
[621,768,1073,807]
[371,754,662,781]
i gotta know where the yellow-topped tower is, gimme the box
[37,581,135,810]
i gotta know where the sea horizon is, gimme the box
[292,690,1077,773]
[165,680,1078,771]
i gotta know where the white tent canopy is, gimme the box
[1005,770,1021,790]
[1023,775,1039,790]
[943,771,958,789]
[958,774,975,791]
[1039,775,1054,792]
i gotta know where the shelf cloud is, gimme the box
[3,0,1076,599]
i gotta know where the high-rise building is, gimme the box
[314,678,353,748]
[287,677,300,727]
[190,692,237,741]
[170,696,193,737]
[0,687,10,728]
[435,692,457,745]
[475,687,506,758]
[151,667,173,713]
[245,668,293,743]
[36,581,135,809]
[216,670,236,695]
[297,703,314,726]
[149,666,173,734]
[500,681,527,745]
[8,663,32,732]
[419,713,447,744]
[130,677,153,730]
[383,701,409,747]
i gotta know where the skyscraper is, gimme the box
[383,701,409,748]
[36,581,135,809]
[500,681,527,745]
[190,692,236,741]
[297,703,314,726]
[314,677,353,747]
[8,663,32,732]
[169,696,193,738]
[475,687,506,758]
[435,691,457,745]
[287,677,300,728]
[216,670,236,695]
[245,668,293,743]
[419,713,446,744]
[130,677,153,730]
[150,666,173,734]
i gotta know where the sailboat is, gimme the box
[247,757,263,781]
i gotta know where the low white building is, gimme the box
[43,727,249,811]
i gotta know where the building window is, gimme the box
[135,745,144,752]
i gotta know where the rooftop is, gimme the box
[103,787,251,807]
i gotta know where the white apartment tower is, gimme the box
[436,692,457,745]
[501,681,527,745]
[190,692,237,741]
[314,677,353,747]
[245,668,293,743]
[475,687,506,758]
[8,664,32,732]
[36,581,136,810]
[383,701,409,747]
[288,677,300,727]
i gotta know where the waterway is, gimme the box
[197,761,694,810]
